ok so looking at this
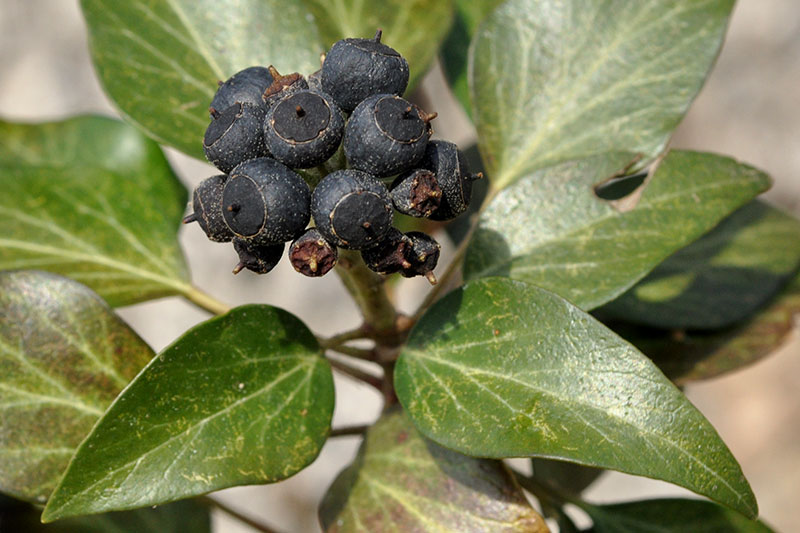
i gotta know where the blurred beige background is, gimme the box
[0,1,797,532]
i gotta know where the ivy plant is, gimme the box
[0,0,793,531]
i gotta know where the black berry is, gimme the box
[389,169,442,217]
[232,237,284,274]
[264,90,345,168]
[321,30,409,112]
[419,140,483,220]
[307,68,323,93]
[311,169,393,249]
[222,157,311,245]
[344,94,435,177]
[262,66,309,109]
[288,228,338,277]
[203,102,268,173]
[211,66,274,114]
[182,174,235,242]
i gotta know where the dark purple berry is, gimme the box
[262,66,309,109]
[210,66,274,114]
[311,169,393,250]
[419,140,483,221]
[288,228,338,277]
[182,175,235,242]
[222,157,311,245]
[264,90,345,168]
[344,94,435,177]
[389,169,442,217]
[321,30,409,112]
[232,238,284,275]
[203,102,268,173]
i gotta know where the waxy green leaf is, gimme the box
[471,0,735,189]
[0,498,210,533]
[617,273,800,386]
[0,271,153,504]
[42,305,333,522]
[0,116,190,307]
[304,0,454,90]
[319,409,548,533]
[464,151,771,310]
[600,201,800,329]
[582,498,774,533]
[396,278,757,517]
[440,0,504,117]
[80,0,322,158]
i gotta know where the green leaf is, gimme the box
[0,115,190,307]
[616,272,800,386]
[582,498,774,533]
[0,271,153,504]
[0,498,210,533]
[440,0,504,117]
[472,0,735,190]
[464,151,771,310]
[80,0,322,159]
[42,305,333,522]
[395,278,757,517]
[319,408,548,533]
[599,201,800,329]
[304,0,454,90]
[531,458,603,497]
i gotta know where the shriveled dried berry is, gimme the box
[311,169,393,250]
[222,157,311,245]
[264,90,345,168]
[419,140,482,220]
[211,66,274,114]
[344,94,435,177]
[262,66,309,109]
[232,237,284,274]
[389,168,442,217]
[288,228,338,277]
[182,174,235,242]
[361,228,413,275]
[203,102,268,173]
[404,231,440,283]
[321,30,409,112]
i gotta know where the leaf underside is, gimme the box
[319,408,548,533]
[0,271,153,503]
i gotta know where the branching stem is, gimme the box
[183,285,231,315]
[199,496,283,533]
[327,356,383,390]
[329,424,370,437]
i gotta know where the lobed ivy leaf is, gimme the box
[440,0,504,118]
[616,272,800,386]
[319,408,548,533]
[464,151,771,311]
[0,497,210,533]
[0,116,190,307]
[0,271,153,504]
[42,305,334,522]
[80,0,322,159]
[599,201,800,329]
[395,278,757,518]
[303,0,454,90]
[581,498,774,532]
[471,0,735,190]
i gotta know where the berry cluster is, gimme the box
[184,31,481,281]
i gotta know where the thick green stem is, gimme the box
[182,285,231,315]
[335,250,398,339]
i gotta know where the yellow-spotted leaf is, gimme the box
[396,278,757,517]
[42,305,333,522]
